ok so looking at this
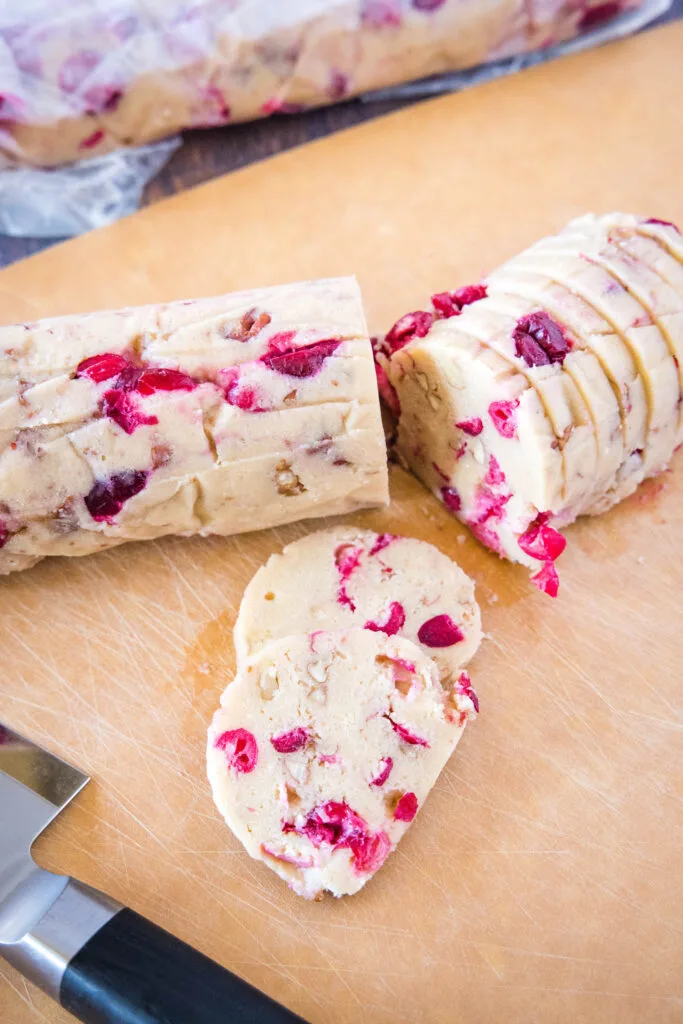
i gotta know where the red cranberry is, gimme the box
[579,2,622,31]
[513,312,570,367]
[135,368,198,395]
[84,470,149,521]
[329,71,349,100]
[370,756,394,787]
[455,671,479,713]
[0,522,8,549]
[283,801,388,874]
[431,284,487,319]
[441,487,462,514]
[335,543,363,610]
[101,390,158,435]
[375,361,401,417]
[261,98,306,115]
[530,561,560,598]
[645,217,680,233]
[385,715,430,747]
[394,792,418,822]
[384,311,434,353]
[361,0,402,26]
[349,830,391,874]
[76,352,131,383]
[271,728,309,754]
[261,339,340,378]
[488,399,519,438]
[214,728,258,773]
[80,130,105,150]
[368,532,397,556]
[364,601,406,636]
[518,514,566,562]
[455,417,483,436]
[418,614,465,648]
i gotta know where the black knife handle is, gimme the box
[60,907,308,1024]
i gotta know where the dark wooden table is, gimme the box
[1,1,680,271]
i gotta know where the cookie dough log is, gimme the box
[377,213,683,594]
[1,0,643,168]
[379,313,570,592]
[207,629,478,899]
[235,527,482,683]
[0,277,388,575]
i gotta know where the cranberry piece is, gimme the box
[214,728,258,773]
[76,352,131,383]
[261,98,306,115]
[412,0,446,9]
[579,2,622,31]
[530,560,560,598]
[361,0,402,26]
[221,369,266,413]
[0,522,8,549]
[431,292,460,319]
[488,399,519,439]
[645,217,680,233]
[394,792,418,822]
[453,284,488,307]
[335,543,363,610]
[375,361,401,417]
[283,801,388,876]
[329,71,349,100]
[431,284,487,319]
[456,671,479,714]
[441,486,462,514]
[455,417,483,436]
[364,601,406,636]
[101,390,158,435]
[418,614,464,648]
[349,830,391,874]
[518,514,566,562]
[59,50,100,93]
[369,532,397,556]
[485,455,506,488]
[84,469,149,521]
[370,756,394,787]
[385,715,430,747]
[262,339,340,378]
[80,130,105,150]
[135,368,198,395]
[271,728,309,754]
[384,311,434,353]
[513,312,571,367]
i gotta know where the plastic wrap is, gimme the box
[0,0,670,238]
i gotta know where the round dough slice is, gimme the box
[235,526,482,683]
[207,630,477,899]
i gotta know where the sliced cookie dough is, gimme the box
[207,629,478,899]
[235,527,482,683]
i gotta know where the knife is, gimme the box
[0,724,308,1024]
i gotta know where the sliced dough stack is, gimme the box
[378,214,683,595]
[207,527,481,899]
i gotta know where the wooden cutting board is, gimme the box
[2,22,682,1024]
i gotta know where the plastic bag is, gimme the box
[0,0,670,238]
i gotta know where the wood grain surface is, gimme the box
[1,23,682,1024]
[0,1,680,271]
